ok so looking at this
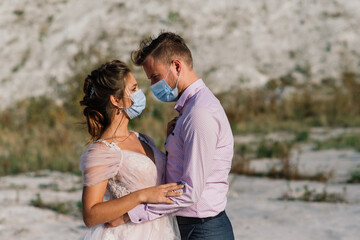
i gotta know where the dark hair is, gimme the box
[131,32,193,68]
[80,60,130,142]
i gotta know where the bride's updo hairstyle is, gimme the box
[80,60,131,142]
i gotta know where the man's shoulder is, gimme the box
[189,88,224,114]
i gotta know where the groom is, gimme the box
[129,32,234,239]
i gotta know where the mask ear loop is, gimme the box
[174,72,181,89]
[124,88,134,108]
[115,92,127,115]
[164,62,173,83]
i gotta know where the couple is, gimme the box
[78,32,235,240]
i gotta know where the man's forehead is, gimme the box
[143,56,165,78]
[143,56,153,78]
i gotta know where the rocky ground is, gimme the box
[0,171,85,240]
[227,174,360,240]
[235,127,360,183]
[1,129,359,240]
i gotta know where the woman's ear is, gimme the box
[110,95,122,108]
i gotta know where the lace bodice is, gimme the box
[82,132,166,200]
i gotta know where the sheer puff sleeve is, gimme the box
[80,143,123,186]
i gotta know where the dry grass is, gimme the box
[1,44,359,177]
[218,72,360,134]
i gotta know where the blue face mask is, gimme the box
[150,63,181,102]
[122,89,146,119]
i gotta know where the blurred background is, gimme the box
[1,0,360,239]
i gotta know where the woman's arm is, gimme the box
[82,181,183,228]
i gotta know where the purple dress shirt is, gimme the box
[128,79,234,223]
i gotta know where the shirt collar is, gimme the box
[175,79,205,113]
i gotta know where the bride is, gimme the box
[77,60,182,239]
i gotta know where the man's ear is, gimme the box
[173,59,182,75]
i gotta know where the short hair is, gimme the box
[131,32,193,68]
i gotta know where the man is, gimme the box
[129,32,235,239]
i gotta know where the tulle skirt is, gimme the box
[78,215,180,240]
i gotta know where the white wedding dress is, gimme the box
[77,132,180,240]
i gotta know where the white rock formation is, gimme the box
[1,0,359,108]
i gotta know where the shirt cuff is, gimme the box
[128,204,149,223]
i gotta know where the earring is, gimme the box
[117,106,122,115]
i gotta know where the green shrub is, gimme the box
[295,130,309,142]
[279,184,347,203]
[313,134,360,151]
[30,193,75,215]
[347,167,360,183]
[256,140,293,159]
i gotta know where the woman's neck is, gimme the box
[101,115,130,140]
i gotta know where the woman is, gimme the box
[78,60,182,239]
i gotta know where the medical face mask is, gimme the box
[122,89,146,119]
[150,63,181,102]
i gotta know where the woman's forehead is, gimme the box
[125,73,137,86]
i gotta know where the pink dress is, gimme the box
[77,132,180,240]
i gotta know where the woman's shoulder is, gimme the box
[81,141,109,155]
[80,142,123,168]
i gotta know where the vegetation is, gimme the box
[231,139,334,182]
[30,193,80,216]
[313,134,360,151]
[0,48,177,176]
[0,46,359,180]
[218,72,360,134]
[13,10,24,17]
[279,184,347,203]
[226,71,360,181]
[347,166,360,183]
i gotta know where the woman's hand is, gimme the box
[137,182,184,204]
[167,117,178,137]
[104,182,184,228]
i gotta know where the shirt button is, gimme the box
[159,213,162,216]
[171,133,174,135]
[138,219,142,222]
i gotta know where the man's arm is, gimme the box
[128,108,219,223]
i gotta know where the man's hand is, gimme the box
[104,213,130,228]
[167,117,178,137]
